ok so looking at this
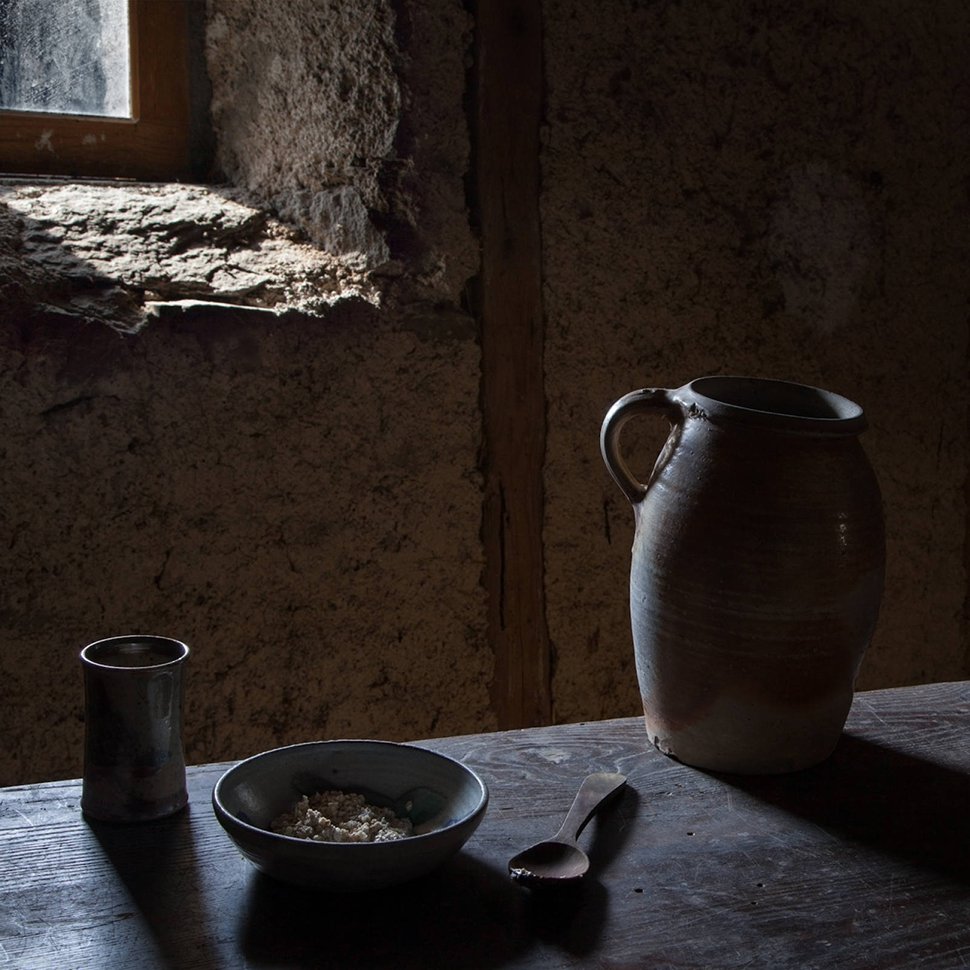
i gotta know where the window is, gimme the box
[0,0,131,118]
[0,0,205,181]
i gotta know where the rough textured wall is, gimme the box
[0,0,485,786]
[204,0,479,296]
[4,0,966,787]
[205,0,398,266]
[0,182,379,325]
[0,301,490,786]
[542,1,970,723]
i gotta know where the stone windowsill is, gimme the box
[0,179,381,333]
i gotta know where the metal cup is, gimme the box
[80,635,189,823]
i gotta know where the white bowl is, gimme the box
[212,740,489,891]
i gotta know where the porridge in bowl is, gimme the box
[271,790,414,843]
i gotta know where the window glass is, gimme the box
[0,0,130,118]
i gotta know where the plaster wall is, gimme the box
[0,301,490,785]
[0,0,486,786]
[204,0,479,296]
[542,0,970,721]
[205,0,398,267]
[1,0,967,787]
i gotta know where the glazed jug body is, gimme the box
[601,377,885,774]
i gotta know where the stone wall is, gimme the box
[0,295,490,785]
[1,0,967,786]
[204,0,478,295]
[0,0,486,786]
[542,0,970,721]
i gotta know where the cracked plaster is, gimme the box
[0,0,486,786]
[1,0,967,786]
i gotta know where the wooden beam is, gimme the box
[476,0,551,728]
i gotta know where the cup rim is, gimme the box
[80,634,190,670]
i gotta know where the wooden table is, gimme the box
[2,682,969,968]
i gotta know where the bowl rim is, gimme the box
[211,738,489,848]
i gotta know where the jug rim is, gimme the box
[684,376,866,434]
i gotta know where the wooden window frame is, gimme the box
[0,0,200,182]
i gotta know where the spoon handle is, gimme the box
[553,772,627,844]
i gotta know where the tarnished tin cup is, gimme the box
[80,635,189,823]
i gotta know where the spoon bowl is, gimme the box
[509,840,590,882]
[508,772,626,887]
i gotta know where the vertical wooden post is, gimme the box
[476,0,552,728]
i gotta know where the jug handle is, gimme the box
[600,388,682,505]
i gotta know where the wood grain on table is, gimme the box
[2,682,969,969]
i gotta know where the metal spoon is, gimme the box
[508,772,627,887]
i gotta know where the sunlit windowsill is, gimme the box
[0,178,378,333]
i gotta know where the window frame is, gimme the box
[0,0,198,182]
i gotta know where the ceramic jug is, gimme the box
[600,377,885,774]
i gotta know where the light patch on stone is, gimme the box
[0,180,379,330]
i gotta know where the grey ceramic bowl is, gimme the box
[212,740,489,891]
